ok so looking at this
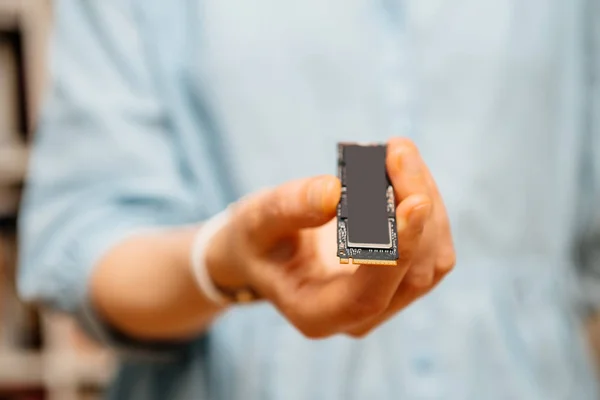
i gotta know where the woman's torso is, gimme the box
[110,0,599,398]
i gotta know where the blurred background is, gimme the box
[0,1,114,399]
[0,2,600,400]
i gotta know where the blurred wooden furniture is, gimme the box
[0,2,115,399]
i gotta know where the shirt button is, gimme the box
[412,355,435,375]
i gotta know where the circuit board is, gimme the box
[337,143,399,265]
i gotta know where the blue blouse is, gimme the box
[18,0,600,399]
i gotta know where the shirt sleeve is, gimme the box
[575,1,600,316]
[18,0,198,360]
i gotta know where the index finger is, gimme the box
[386,138,431,203]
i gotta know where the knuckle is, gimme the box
[406,270,435,289]
[397,248,416,266]
[267,287,285,310]
[436,250,456,274]
[274,289,298,317]
[240,192,286,236]
[242,208,262,236]
[264,191,286,220]
[345,328,372,339]
[411,219,428,237]
[298,325,333,340]
[236,197,264,235]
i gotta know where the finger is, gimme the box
[402,203,454,292]
[403,219,438,287]
[404,179,455,284]
[386,138,431,203]
[394,194,432,274]
[392,186,436,288]
[340,139,457,338]
[388,138,455,284]
[239,175,341,251]
[279,198,430,338]
[433,200,456,276]
[346,189,456,337]
[345,268,449,338]
[414,157,455,277]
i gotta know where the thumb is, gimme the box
[239,175,340,250]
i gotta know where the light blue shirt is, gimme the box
[17,0,600,399]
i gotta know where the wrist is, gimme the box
[204,219,247,292]
[192,210,257,305]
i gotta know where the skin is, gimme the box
[91,138,456,341]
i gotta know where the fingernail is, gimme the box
[395,147,421,175]
[308,177,334,211]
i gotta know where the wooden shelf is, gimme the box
[0,351,42,386]
[0,141,28,185]
[0,349,115,388]
[0,2,109,399]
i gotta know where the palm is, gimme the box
[276,219,357,292]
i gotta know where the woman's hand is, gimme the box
[206,138,455,338]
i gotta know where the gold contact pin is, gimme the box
[351,259,398,266]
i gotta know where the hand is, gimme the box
[586,313,600,376]
[206,138,455,338]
